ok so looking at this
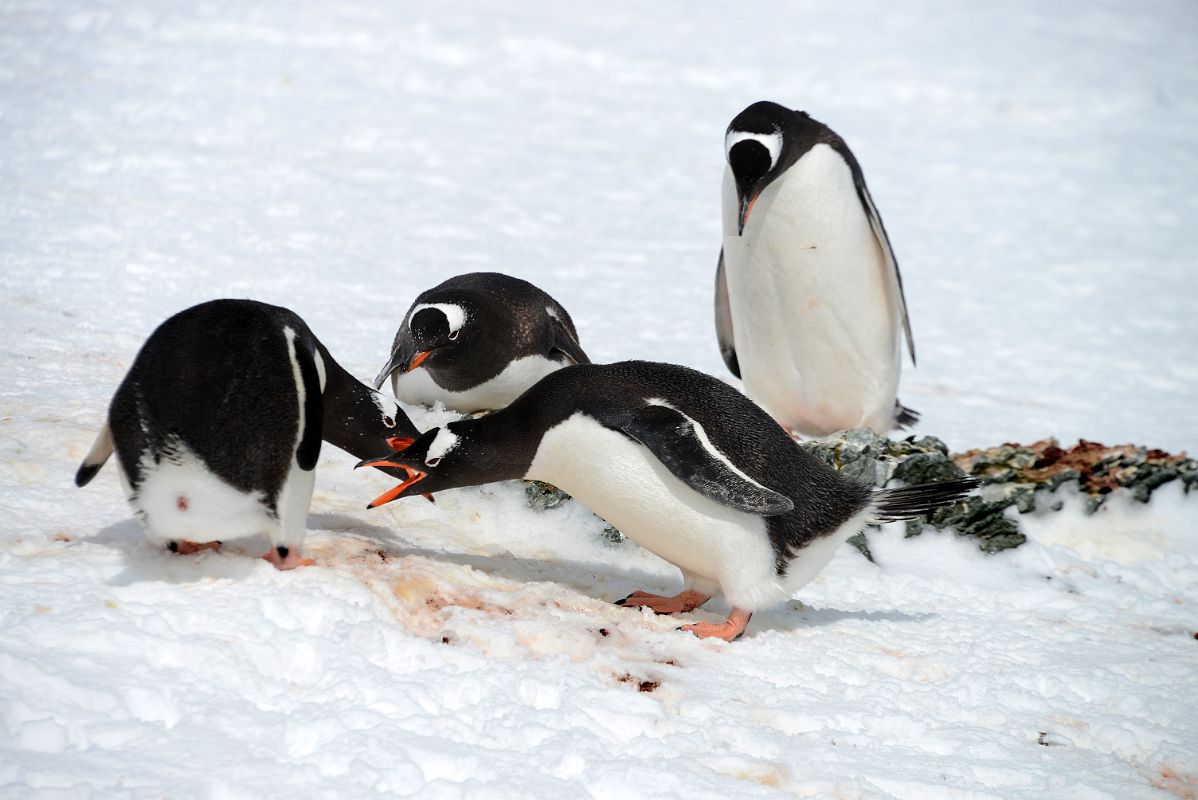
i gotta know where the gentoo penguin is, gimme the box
[355,361,976,640]
[373,272,589,413]
[75,299,421,569]
[716,100,919,436]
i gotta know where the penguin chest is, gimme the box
[393,355,566,413]
[524,414,776,588]
[126,440,282,545]
[721,147,902,432]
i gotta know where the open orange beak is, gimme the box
[407,350,432,372]
[364,464,426,509]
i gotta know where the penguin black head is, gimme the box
[354,419,526,508]
[373,302,472,387]
[725,101,808,234]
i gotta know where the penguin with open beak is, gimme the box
[76,299,423,568]
[356,361,975,641]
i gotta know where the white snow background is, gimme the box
[2,1,1197,797]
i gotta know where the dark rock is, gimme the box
[847,532,874,563]
[524,480,570,512]
[599,525,626,547]
[803,430,1192,554]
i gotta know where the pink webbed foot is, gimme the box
[263,546,315,570]
[679,608,752,641]
[169,540,222,555]
[616,589,711,615]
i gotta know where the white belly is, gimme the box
[131,443,277,545]
[524,414,792,610]
[722,145,902,435]
[393,355,566,412]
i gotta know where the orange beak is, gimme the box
[407,350,432,371]
[366,465,427,509]
[386,436,415,451]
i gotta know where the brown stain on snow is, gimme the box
[1148,765,1198,800]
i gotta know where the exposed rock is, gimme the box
[524,480,626,546]
[953,439,1198,509]
[802,430,1195,554]
[524,480,570,512]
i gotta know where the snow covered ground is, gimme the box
[2,1,1196,797]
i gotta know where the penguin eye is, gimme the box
[383,415,396,429]
[447,329,460,341]
[425,456,443,467]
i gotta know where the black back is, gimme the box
[383,272,589,393]
[107,300,417,508]
[380,361,874,576]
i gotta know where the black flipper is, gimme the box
[714,249,740,379]
[610,403,792,516]
[822,128,916,367]
[547,315,590,366]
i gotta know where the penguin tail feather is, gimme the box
[870,477,978,523]
[894,401,920,429]
[75,423,114,487]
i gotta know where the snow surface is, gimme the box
[2,0,1197,797]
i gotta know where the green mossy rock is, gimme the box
[803,430,1194,554]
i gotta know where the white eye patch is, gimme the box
[370,392,402,428]
[410,303,467,334]
[725,130,783,170]
[426,427,460,465]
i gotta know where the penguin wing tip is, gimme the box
[74,464,99,488]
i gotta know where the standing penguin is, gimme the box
[75,299,421,569]
[374,272,589,413]
[355,361,975,640]
[716,101,919,436]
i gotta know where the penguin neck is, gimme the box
[320,353,417,463]
[451,410,542,484]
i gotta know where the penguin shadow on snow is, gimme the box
[753,602,936,634]
[307,511,671,604]
[85,510,666,599]
[307,513,935,640]
[90,518,267,586]
[88,513,935,639]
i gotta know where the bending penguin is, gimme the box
[355,361,976,640]
[374,272,589,413]
[716,101,919,436]
[76,299,421,569]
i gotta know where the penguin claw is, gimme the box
[262,549,315,570]
[615,590,656,607]
[617,590,711,615]
[678,608,752,641]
